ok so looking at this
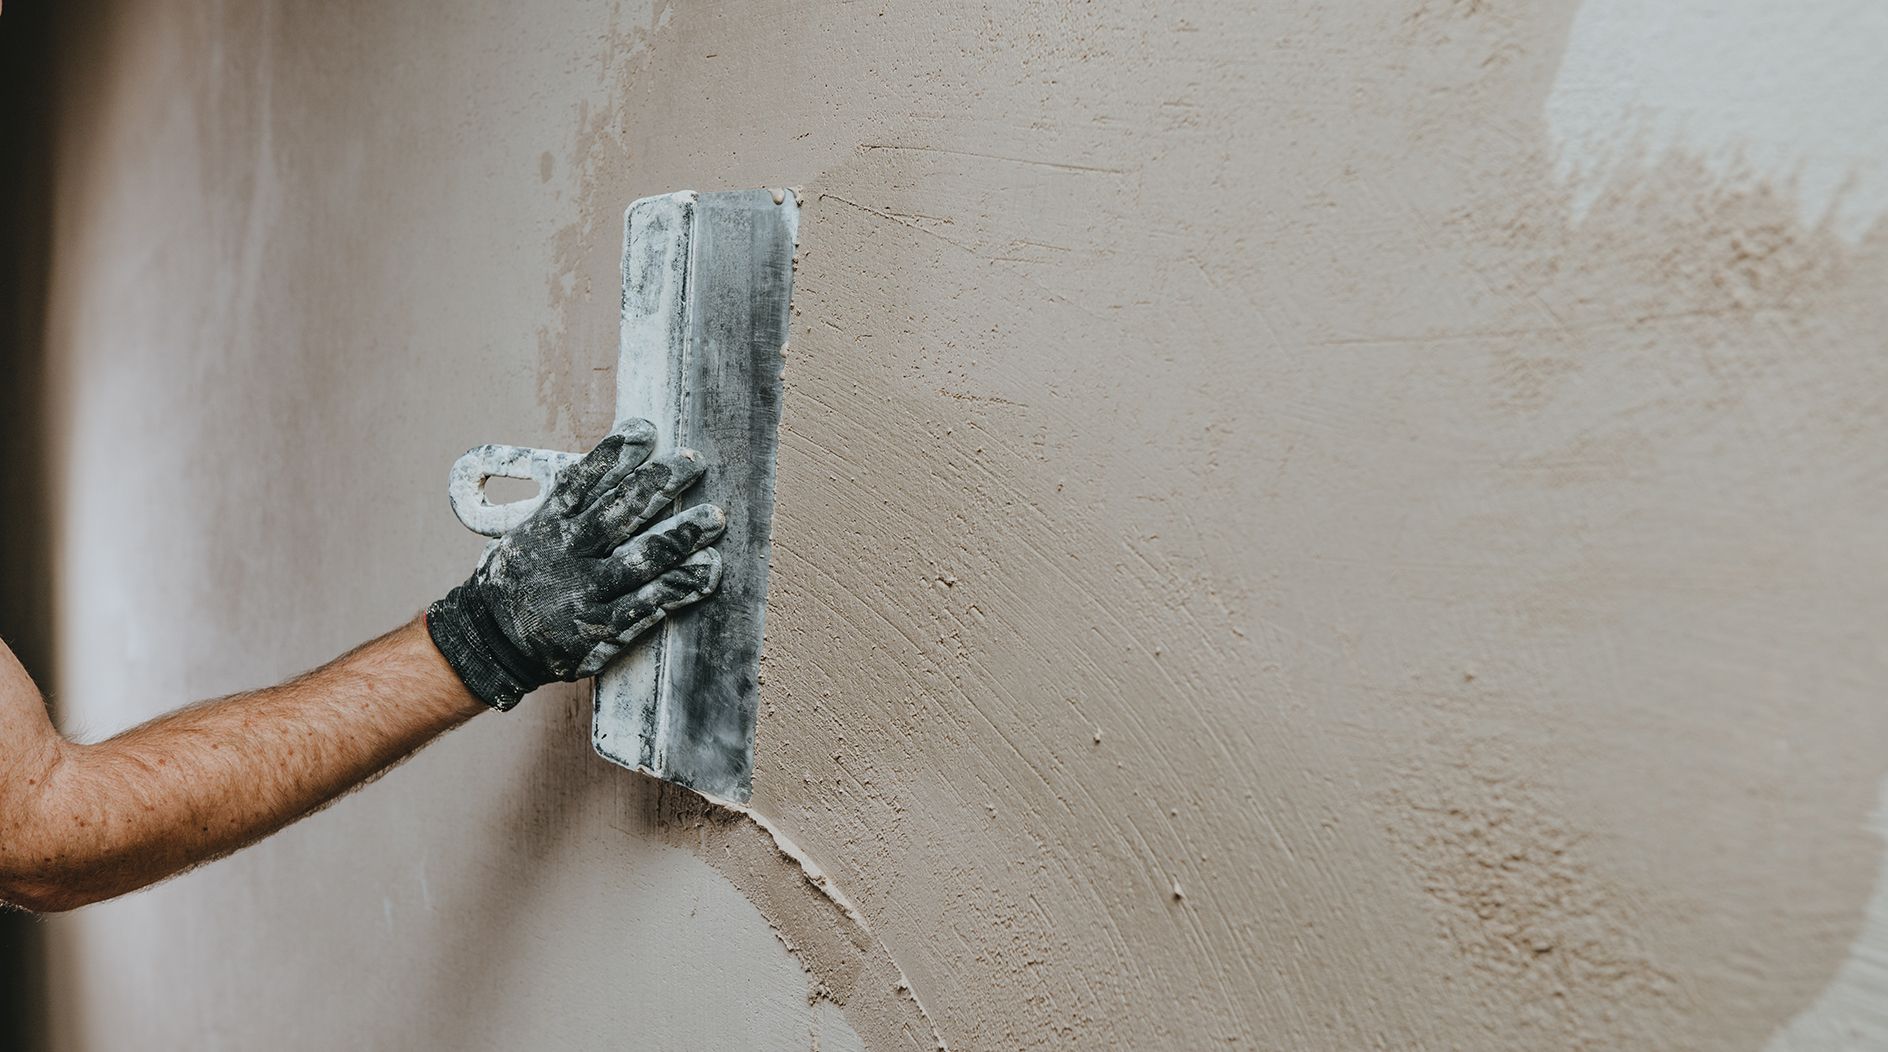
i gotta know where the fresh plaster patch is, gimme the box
[1546,0,1888,241]
[655,788,950,1050]
[1764,776,1888,1051]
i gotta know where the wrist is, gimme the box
[424,586,536,711]
[401,616,487,720]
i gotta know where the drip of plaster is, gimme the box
[1546,0,1888,241]
[1764,776,1888,1051]
[644,785,948,1051]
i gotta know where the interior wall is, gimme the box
[29,1,1888,1050]
[34,3,862,1049]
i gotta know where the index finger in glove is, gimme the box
[545,419,658,517]
[577,449,708,551]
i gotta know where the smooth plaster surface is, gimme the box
[32,1,1888,1049]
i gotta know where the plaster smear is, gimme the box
[535,0,1888,1046]
[1547,0,1888,240]
[642,786,947,1051]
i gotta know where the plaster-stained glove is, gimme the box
[427,422,727,711]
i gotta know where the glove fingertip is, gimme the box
[675,502,729,545]
[575,641,622,680]
[666,448,709,483]
[614,416,657,439]
[611,419,657,461]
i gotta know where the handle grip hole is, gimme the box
[482,475,542,505]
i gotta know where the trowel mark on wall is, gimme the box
[1546,0,1888,241]
[1764,776,1888,1051]
[644,786,948,1051]
[722,796,867,929]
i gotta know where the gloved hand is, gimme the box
[427,421,726,711]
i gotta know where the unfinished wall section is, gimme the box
[38,4,862,1049]
[35,1,1888,1049]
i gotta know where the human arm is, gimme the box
[0,423,724,912]
[0,620,480,912]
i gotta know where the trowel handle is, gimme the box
[447,443,583,538]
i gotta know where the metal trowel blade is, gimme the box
[590,188,798,804]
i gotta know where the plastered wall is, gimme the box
[35,1,1888,1049]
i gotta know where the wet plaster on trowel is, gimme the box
[536,0,1888,1047]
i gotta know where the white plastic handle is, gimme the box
[447,443,582,538]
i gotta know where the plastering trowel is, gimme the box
[444,188,798,803]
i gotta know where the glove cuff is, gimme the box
[426,586,535,712]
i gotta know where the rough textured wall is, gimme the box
[37,1,1888,1050]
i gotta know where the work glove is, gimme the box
[427,421,726,711]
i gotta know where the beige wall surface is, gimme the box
[34,1,1888,1049]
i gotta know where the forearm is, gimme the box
[0,617,481,911]
[0,425,722,913]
